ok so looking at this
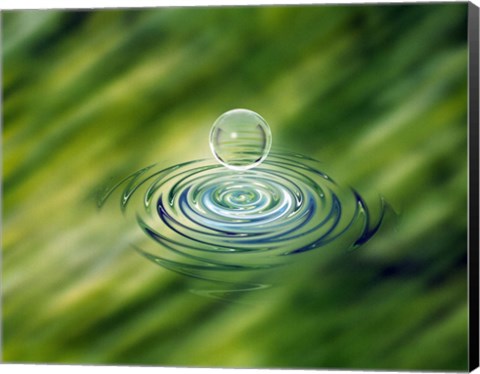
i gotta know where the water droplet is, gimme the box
[209,109,272,170]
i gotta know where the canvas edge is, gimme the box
[468,1,480,372]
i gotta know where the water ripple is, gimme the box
[98,152,386,288]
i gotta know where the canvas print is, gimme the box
[2,3,477,371]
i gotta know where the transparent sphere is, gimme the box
[209,109,272,170]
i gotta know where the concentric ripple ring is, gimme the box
[98,152,386,282]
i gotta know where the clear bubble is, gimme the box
[209,109,272,170]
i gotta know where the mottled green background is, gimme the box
[2,3,469,370]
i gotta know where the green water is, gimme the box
[2,4,469,370]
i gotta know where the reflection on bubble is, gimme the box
[209,109,272,170]
[98,152,386,295]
